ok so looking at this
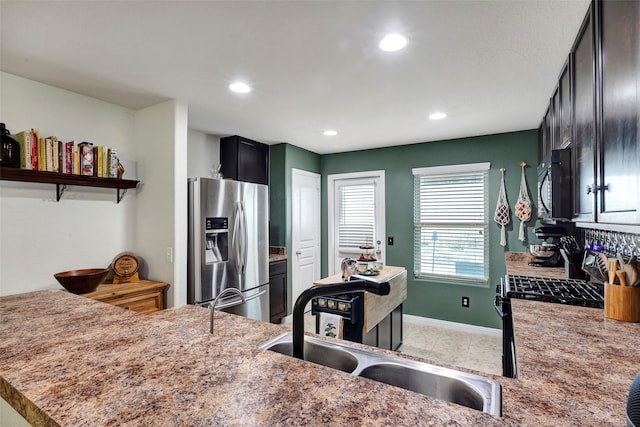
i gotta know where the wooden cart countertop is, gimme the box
[313,266,407,333]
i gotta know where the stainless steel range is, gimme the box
[504,275,604,308]
[494,274,604,378]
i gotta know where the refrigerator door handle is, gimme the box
[245,289,267,302]
[240,201,248,274]
[213,295,246,310]
[233,202,242,275]
[214,289,267,310]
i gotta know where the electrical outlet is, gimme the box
[165,247,173,263]
[462,296,469,308]
[387,236,394,246]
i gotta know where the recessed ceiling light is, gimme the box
[429,112,447,120]
[323,130,338,136]
[379,34,408,52]
[229,82,251,93]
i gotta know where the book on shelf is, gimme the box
[51,137,59,173]
[45,137,54,172]
[65,141,73,174]
[78,142,94,176]
[4,129,124,180]
[109,149,118,178]
[72,144,79,175]
[102,146,108,178]
[12,130,32,169]
[93,146,102,177]
[57,140,73,174]
[30,129,38,171]
[87,146,114,178]
[37,137,45,171]
[57,140,63,173]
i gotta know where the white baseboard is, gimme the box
[281,313,501,337]
[403,314,502,337]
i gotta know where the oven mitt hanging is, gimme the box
[494,168,510,247]
[514,163,532,242]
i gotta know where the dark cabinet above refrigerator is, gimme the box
[220,135,269,185]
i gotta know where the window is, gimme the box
[413,163,490,283]
[327,171,385,274]
[338,183,375,249]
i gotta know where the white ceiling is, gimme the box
[0,0,590,154]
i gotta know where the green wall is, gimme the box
[269,143,321,312]
[320,130,538,329]
[269,144,287,247]
[270,130,538,328]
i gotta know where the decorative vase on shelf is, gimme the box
[117,160,125,179]
[210,163,223,179]
[0,123,20,168]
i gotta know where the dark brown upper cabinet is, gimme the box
[595,0,639,225]
[220,135,269,186]
[571,2,597,222]
[558,60,572,149]
[537,122,545,166]
[551,87,561,150]
[541,0,639,226]
[538,107,553,169]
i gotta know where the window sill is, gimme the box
[414,275,489,288]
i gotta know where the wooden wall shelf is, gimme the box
[0,167,139,203]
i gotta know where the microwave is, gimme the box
[538,148,572,221]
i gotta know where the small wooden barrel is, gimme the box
[604,282,640,322]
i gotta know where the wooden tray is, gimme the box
[604,282,640,322]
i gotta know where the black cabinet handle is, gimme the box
[494,296,505,319]
[586,184,609,194]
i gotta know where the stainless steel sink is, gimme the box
[260,333,501,416]
[263,339,359,373]
[358,363,487,412]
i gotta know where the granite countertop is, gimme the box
[3,264,638,426]
[504,251,567,280]
[0,291,509,426]
[503,251,640,425]
[269,246,287,263]
[268,253,287,263]
[509,299,639,425]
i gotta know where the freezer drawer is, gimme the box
[222,285,270,323]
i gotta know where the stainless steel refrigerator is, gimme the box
[188,177,269,322]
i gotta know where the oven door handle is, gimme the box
[494,295,506,319]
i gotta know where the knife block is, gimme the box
[604,282,640,322]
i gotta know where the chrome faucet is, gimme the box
[209,288,246,334]
[292,279,391,359]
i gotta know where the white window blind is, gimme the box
[338,182,375,250]
[413,163,489,282]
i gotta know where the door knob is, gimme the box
[296,250,302,255]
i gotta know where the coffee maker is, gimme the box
[528,226,567,267]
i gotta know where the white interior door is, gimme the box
[291,169,321,312]
[328,171,385,275]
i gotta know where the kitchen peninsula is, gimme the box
[0,290,503,426]
[1,281,639,425]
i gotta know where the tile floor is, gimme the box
[296,312,502,376]
[398,316,502,376]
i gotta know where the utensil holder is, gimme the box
[604,282,640,322]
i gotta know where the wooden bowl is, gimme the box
[54,268,109,294]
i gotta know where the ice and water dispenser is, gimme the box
[205,217,228,264]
